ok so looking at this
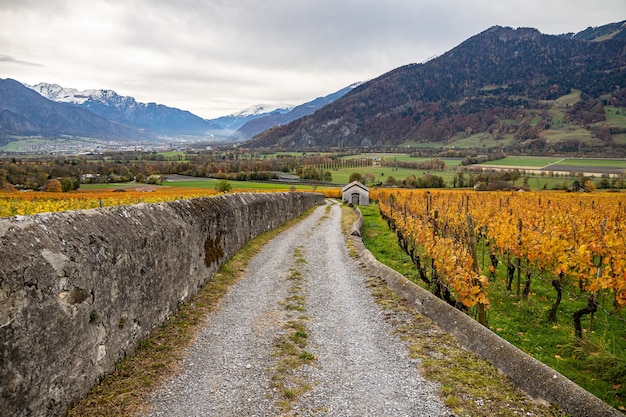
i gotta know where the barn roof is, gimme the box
[342,181,369,192]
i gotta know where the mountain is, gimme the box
[29,83,220,137]
[247,21,626,153]
[567,20,626,41]
[14,79,350,144]
[206,103,295,138]
[0,78,149,145]
[231,83,362,141]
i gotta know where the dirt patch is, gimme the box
[541,165,626,175]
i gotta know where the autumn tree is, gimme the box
[44,179,63,192]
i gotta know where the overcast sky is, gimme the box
[1,1,624,118]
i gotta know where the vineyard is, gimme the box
[0,187,343,218]
[0,188,220,217]
[375,189,626,409]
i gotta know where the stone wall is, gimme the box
[0,192,324,417]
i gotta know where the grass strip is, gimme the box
[270,246,315,413]
[364,276,566,416]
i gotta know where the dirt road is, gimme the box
[145,200,449,416]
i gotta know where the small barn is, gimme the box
[342,181,369,205]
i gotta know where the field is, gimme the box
[541,127,598,144]
[476,156,626,180]
[594,106,626,129]
[0,136,103,153]
[329,165,457,185]
[3,153,625,219]
[477,156,561,167]
[447,133,516,149]
[329,154,625,190]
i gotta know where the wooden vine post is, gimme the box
[466,214,488,327]
[516,218,523,299]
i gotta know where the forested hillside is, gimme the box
[248,23,626,154]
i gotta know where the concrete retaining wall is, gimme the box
[350,208,622,417]
[0,192,324,417]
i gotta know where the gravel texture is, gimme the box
[146,200,450,416]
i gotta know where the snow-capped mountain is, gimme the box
[28,83,126,106]
[28,82,219,137]
[232,83,362,141]
[206,103,295,134]
[234,103,295,117]
[0,78,150,143]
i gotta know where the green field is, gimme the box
[554,89,582,108]
[81,178,334,192]
[0,137,95,153]
[340,153,463,165]
[77,153,625,193]
[614,133,626,145]
[341,153,418,163]
[328,166,456,186]
[447,133,516,149]
[540,126,598,144]
[326,154,624,190]
[594,106,626,129]
[163,179,328,192]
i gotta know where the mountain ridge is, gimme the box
[29,83,221,137]
[0,78,150,145]
[231,83,362,141]
[246,21,626,152]
[22,83,350,142]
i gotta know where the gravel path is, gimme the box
[145,200,450,416]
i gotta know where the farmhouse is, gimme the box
[342,181,369,205]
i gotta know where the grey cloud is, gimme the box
[0,53,43,67]
[0,0,625,118]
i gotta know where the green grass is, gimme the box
[614,133,626,145]
[81,178,333,192]
[480,84,508,91]
[341,153,419,163]
[358,203,626,412]
[593,107,626,129]
[154,151,189,161]
[270,246,314,413]
[0,137,95,152]
[330,166,457,186]
[163,179,293,190]
[540,126,598,144]
[554,89,582,108]
[444,133,516,149]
